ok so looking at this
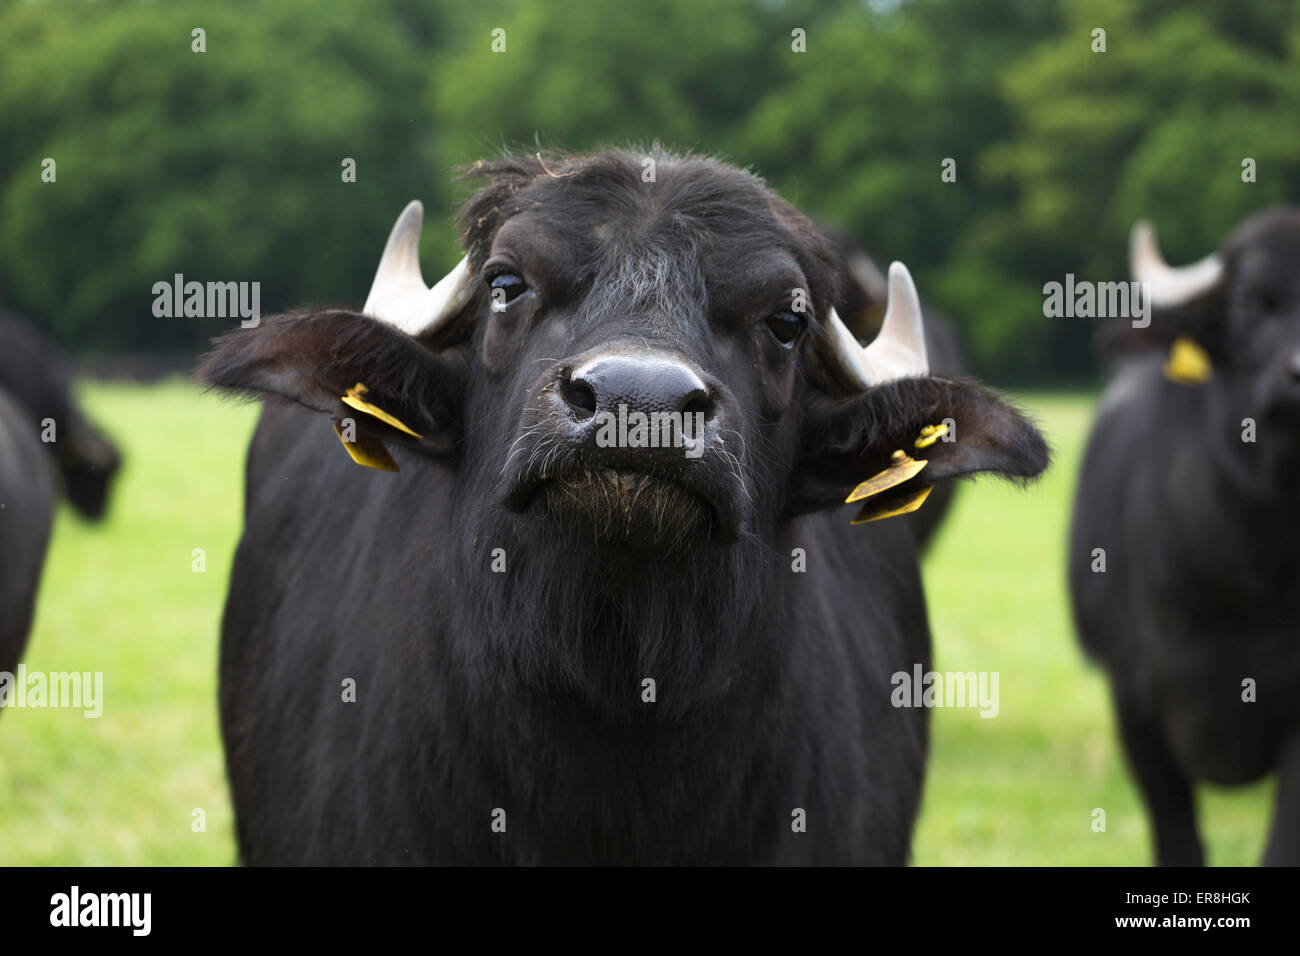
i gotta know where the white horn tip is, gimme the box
[886,261,920,306]
[390,200,424,241]
[364,200,429,321]
[1130,218,1157,265]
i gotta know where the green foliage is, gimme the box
[1,0,1298,381]
[0,0,441,349]
[987,0,1300,272]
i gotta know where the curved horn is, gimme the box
[827,261,929,389]
[1129,219,1223,308]
[362,201,475,336]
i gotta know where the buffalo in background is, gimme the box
[1070,209,1300,865]
[0,308,121,681]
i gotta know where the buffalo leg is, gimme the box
[1112,687,1204,866]
[1262,733,1300,865]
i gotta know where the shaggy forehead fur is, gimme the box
[452,148,845,326]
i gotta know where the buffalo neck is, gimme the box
[1157,377,1300,615]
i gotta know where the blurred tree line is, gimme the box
[1,0,1297,383]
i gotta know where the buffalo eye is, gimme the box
[487,270,528,308]
[1254,289,1279,313]
[765,310,805,347]
[1238,283,1278,315]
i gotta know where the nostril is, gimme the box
[561,376,598,420]
[681,390,713,421]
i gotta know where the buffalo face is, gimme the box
[1219,212,1300,420]
[460,159,855,551]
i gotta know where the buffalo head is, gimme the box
[203,150,1044,549]
[1127,208,1300,424]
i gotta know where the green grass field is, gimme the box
[0,383,1274,865]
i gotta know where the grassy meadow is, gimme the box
[0,383,1274,864]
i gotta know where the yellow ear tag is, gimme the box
[1164,335,1212,386]
[846,449,929,504]
[914,422,950,449]
[340,383,422,438]
[851,483,934,525]
[333,422,399,471]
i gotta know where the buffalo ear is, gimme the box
[787,376,1049,520]
[197,309,468,460]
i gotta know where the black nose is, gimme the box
[1287,351,1300,383]
[562,355,714,422]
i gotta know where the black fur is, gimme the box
[0,308,121,520]
[202,148,1046,864]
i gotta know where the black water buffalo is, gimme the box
[0,309,122,520]
[0,309,120,681]
[1070,208,1300,865]
[823,225,969,551]
[202,149,1047,865]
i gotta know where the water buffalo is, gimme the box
[0,309,120,684]
[1069,208,1300,865]
[0,308,122,521]
[202,149,1047,864]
